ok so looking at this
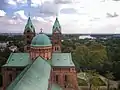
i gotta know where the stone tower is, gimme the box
[51,17,62,53]
[24,16,35,52]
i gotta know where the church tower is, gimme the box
[24,16,35,52]
[51,17,62,53]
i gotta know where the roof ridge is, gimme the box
[6,53,13,64]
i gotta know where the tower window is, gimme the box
[26,35,30,38]
[27,30,30,33]
[27,47,30,50]
[27,41,31,44]
[55,47,59,51]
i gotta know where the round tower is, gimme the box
[30,32,52,60]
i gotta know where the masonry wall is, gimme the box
[30,46,52,60]
[51,67,79,90]
[2,67,23,90]
[24,31,35,52]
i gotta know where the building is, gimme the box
[8,45,18,52]
[1,16,79,90]
[0,42,8,48]
[79,35,96,39]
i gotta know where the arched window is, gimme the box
[57,47,59,50]
[65,75,67,82]
[55,42,58,44]
[9,74,12,82]
[27,40,31,44]
[26,35,30,38]
[27,30,30,33]
[56,75,58,82]
[27,46,30,50]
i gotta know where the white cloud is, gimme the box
[33,17,46,22]
[14,10,27,19]
[40,1,60,15]
[54,0,73,4]
[7,0,17,5]
[0,10,6,16]
[6,0,27,5]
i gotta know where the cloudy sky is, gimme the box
[0,0,120,34]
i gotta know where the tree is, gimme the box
[72,45,90,70]
[85,70,101,90]
[104,71,114,90]
[72,43,107,71]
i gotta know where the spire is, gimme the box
[28,12,30,17]
[27,13,32,25]
[24,14,35,33]
[52,16,61,33]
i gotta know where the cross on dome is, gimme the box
[40,28,43,33]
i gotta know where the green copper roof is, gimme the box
[51,83,63,90]
[7,57,51,90]
[3,53,31,67]
[51,53,75,67]
[52,17,61,32]
[24,17,35,33]
[31,33,52,47]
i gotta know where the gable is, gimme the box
[3,53,31,67]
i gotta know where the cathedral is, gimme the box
[1,16,79,90]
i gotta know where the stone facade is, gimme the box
[24,30,35,52]
[2,67,24,90]
[51,67,79,90]
[30,46,52,60]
